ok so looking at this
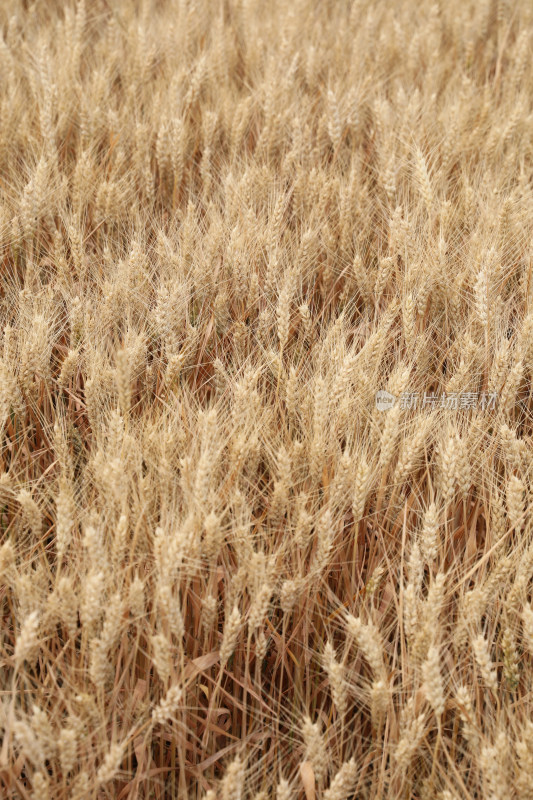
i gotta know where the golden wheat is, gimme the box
[1,0,533,797]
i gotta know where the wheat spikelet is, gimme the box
[395,711,426,771]
[30,705,55,762]
[345,614,386,679]
[115,348,131,416]
[414,146,433,212]
[420,502,439,563]
[80,570,104,632]
[352,456,370,523]
[276,778,292,800]
[507,474,525,530]
[17,489,42,535]
[55,475,75,561]
[501,625,519,690]
[322,640,348,718]
[58,727,77,776]
[323,758,357,800]
[13,718,44,768]
[152,684,183,726]
[474,260,490,330]
[471,633,498,692]
[522,603,533,654]
[220,605,242,666]
[15,610,40,669]
[32,771,50,799]
[248,583,272,633]
[96,742,124,786]
[422,644,445,717]
[221,756,245,800]
[480,735,510,800]
[301,716,328,786]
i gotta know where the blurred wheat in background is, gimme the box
[1,0,533,797]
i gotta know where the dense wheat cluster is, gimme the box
[2,0,533,797]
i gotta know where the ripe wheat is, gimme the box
[1,0,533,797]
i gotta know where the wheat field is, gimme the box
[1,0,533,797]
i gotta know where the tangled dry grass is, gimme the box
[1,0,533,797]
